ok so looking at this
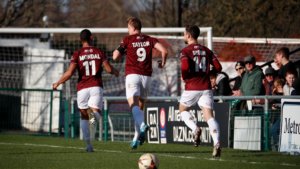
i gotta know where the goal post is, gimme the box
[0,27,213,49]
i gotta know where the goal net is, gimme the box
[0,27,212,133]
[0,27,212,98]
[1,27,300,138]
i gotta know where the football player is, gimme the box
[53,29,119,152]
[113,17,168,149]
[179,25,222,158]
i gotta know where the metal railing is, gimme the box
[0,88,62,135]
[102,95,300,151]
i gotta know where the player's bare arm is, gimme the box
[52,63,77,90]
[103,60,119,77]
[112,49,122,61]
[154,42,168,68]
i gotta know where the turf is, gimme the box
[0,134,299,169]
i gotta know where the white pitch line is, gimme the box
[0,142,297,167]
[0,142,123,154]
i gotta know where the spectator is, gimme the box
[236,55,265,111]
[272,78,284,96]
[210,70,232,96]
[232,61,245,92]
[283,71,296,95]
[271,77,284,110]
[270,77,285,151]
[292,77,300,95]
[263,66,276,95]
[274,47,297,80]
[239,55,265,96]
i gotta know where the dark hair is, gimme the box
[185,25,200,40]
[80,29,92,42]
[286,69,298,78]
[127,17,142,30]
[209,69,218,78]
[276,47,290,59]
[235,61,245,68]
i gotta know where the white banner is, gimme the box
[279,99,300,155]
[233,116,261,151]
[21,47,64,132]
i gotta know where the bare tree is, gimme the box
[181,0,300,38]
[137,0,300,38]
[0,0,65,27]
[66,0,130,27]
[139,0,179,27]
[1,0,299,38]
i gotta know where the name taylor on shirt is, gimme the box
[132,41,150,48]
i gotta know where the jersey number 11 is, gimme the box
[83,60,96,76]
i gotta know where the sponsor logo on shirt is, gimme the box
[84,49,93,53]
[193,50,206,56]
[137,36,144,40]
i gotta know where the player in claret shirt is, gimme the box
[113,17,168,149]
[53,29,119,152]
[179,25,222,158]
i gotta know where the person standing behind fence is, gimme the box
[178,25,222,158]
[210,70,232,97]
[263,66,276,95]
[52,29,119,152]
[112,17,168,149]
[274,47,297,80]
[270,77,284,150]
[232,61,245,92]
[283,70,296,95]
[236,55,265,109]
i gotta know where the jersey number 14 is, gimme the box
[193,56,206,72]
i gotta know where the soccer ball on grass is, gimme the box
[138,153,159,169]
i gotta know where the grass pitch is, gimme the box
[0,134,299,169]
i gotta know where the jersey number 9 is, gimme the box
[137,47,146,62]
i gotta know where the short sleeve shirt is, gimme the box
[71,46,107,91]
[180,44,218,90]
[119,34,158,76]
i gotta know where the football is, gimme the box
[138,153,159,169]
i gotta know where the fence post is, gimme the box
[103,99,108,141]
[71,99,75,139]
[58,90,63,136]
[264,98,269,151]
[49,90,53,136]
[64,100,69,139]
